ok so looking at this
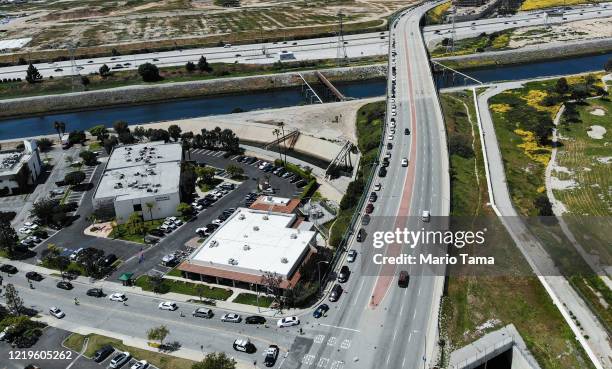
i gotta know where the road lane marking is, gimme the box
[340,339,351,350]
[317,358,330,368]
[302,354,316,365]
[318,324,360,332]
[327,337,337,346]
[314,334,325,344]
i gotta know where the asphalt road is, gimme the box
[0,2,609,80]
[285,2,451,369]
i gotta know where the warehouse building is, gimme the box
[0,140,42,195]
[179,207,317,291]
[92,141,183,223]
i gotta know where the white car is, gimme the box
[388,134,394,141]
[374,184,382,191]
[277,316,300,328]
[24,221,33,227]
[212,219,224,226]
[130,360,149,369]
[401,158,408,167]
[49,306,65,319]
[18,227,31,234]
[192,203,204,212]
[109,293,127,302]
[158,301,178,311]
[69,248,84,261]
[221,313,242,323]
[28,224,38,231]
[347,249,358,263]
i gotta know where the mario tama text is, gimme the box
[372,252,495,266]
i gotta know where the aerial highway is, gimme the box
[0,2,609,80]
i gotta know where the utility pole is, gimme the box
[336,12,348,66]
[68,41,81,92]
[446,1,456,54]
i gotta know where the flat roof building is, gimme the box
[93,141,183,223]
[0,140,42,196]
[248,196,301,214]
[179,207,317,290]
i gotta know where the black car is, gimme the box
[290,176,301,184]
[57,281,73,290]
[356,228,367,242]
[369,192,378,202]
[338,265,350,283]
[387,142,393,150]
[329,284,343,302]
[149,229,165,237]
[93,345,114,362]
[404,128,411,135]
[87,288,104,297]
[312,304,329,318]
[361,214,371,226]
[0,264,18,274]
[378,167,387,177]
[99,254,117,268]
[296,180,308,188]
[25,271,43,281]
[245,315,266,324]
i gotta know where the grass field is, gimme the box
[63,333,195,369]
[519,0,605,11]
[425,1,451,25]
[439,91,595,369]
[232,293,274,307]
[134,275,233,300]
[109,219,163,243]
[431,31,511,57]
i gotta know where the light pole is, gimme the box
[317,260,329,294]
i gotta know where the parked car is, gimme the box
[0,264,18,274]
[158,301,178,311]
[378,167,387,177]
[422,210,430,222]
[100,253,117,268]
[338,265,350,283]
[369,192,378,202]
[93,345,114,362]
[69,248,85,261]
[109,293,127,302]
[25,271,43,281]
[329,284,343,302]
[87,288,104,297]
[149,229,165,237]
[264,345,279,367]
[192,308,214,318]
[347,249,357,263]
[277,316,299,327]
[398,270,410,288]
[365,203,374,214]
[245,315,266,324]
[233,338,255,353]
[130,360,149,369]
[361,214,371,226]
[356,228,367,242]
[374,183,382,191]
[56,281,73,290]
[401,158,408,167]
[109,351,131,369]
[49,306,65,319]
[312,304,329,318]
[221,313,241,323]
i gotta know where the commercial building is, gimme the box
[0,140,42,195]
[248,196,301,214]
[179,208,317,291]
[92,141,183,223]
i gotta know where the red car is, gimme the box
[365,203,374,214]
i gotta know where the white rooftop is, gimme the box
[105,141,182,170]
[0,38,31,51]
[94,141,182,201]
[257,196,292,206]
[189,208,316,278]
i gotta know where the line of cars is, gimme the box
[92,345,150,369]
[191,182,236,212]
[195,207,236,237]
[235,156,310,189]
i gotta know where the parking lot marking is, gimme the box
[330,361,345,369]
[314,334,325,344]
[340,339,351,350]
[317,358,330,368]
[302,354,316,365]
[327,337,337,346]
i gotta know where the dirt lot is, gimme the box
[0,0,410,52]
[507,17,612,48]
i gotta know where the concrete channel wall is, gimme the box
[433,38,612,70]
[0,64,387,119]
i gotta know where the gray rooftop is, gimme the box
[0,151,31,176]
[105,141,182,170]
[94,141,183,201]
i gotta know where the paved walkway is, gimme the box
[474,85,611,369]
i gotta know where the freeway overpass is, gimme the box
[0,2,609,80]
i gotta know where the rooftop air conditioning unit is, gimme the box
[243,245,250,251]
[263,215,269,220]
[280,257,288,264]
[239,214,246,220]
[290,233,298,239]
[253,226,259,231]
[210,240,219,247]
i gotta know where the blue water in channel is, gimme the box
[0,52,609,141]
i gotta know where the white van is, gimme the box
[421,210,430,222]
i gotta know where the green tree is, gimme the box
[606,58,612,72]
[68,130,86,145]
[145,202,155,220]
[176,202,193,217]
[196,166,216,185]
[4,284,24,315]
[103,136,119,154]
[25,64,42,83]
[113,121,129,135]
[99,64,111,77]
[126,212,144,235]
[0,219,18,257]
[225,164,244,178]
[81,76,90,87]
[36,138,53,152]
[185,61,196,72]
[168,125,182,142]
[138,63,161,82]
[147,325,170,346]
[64,171,86,187]
[53,121,66,141]
[79,150,98,166]
[89,125,108,141]
[192,353,237,369]
[555,77,569,95]
[197,56,211,72]
[30,199,60,225]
